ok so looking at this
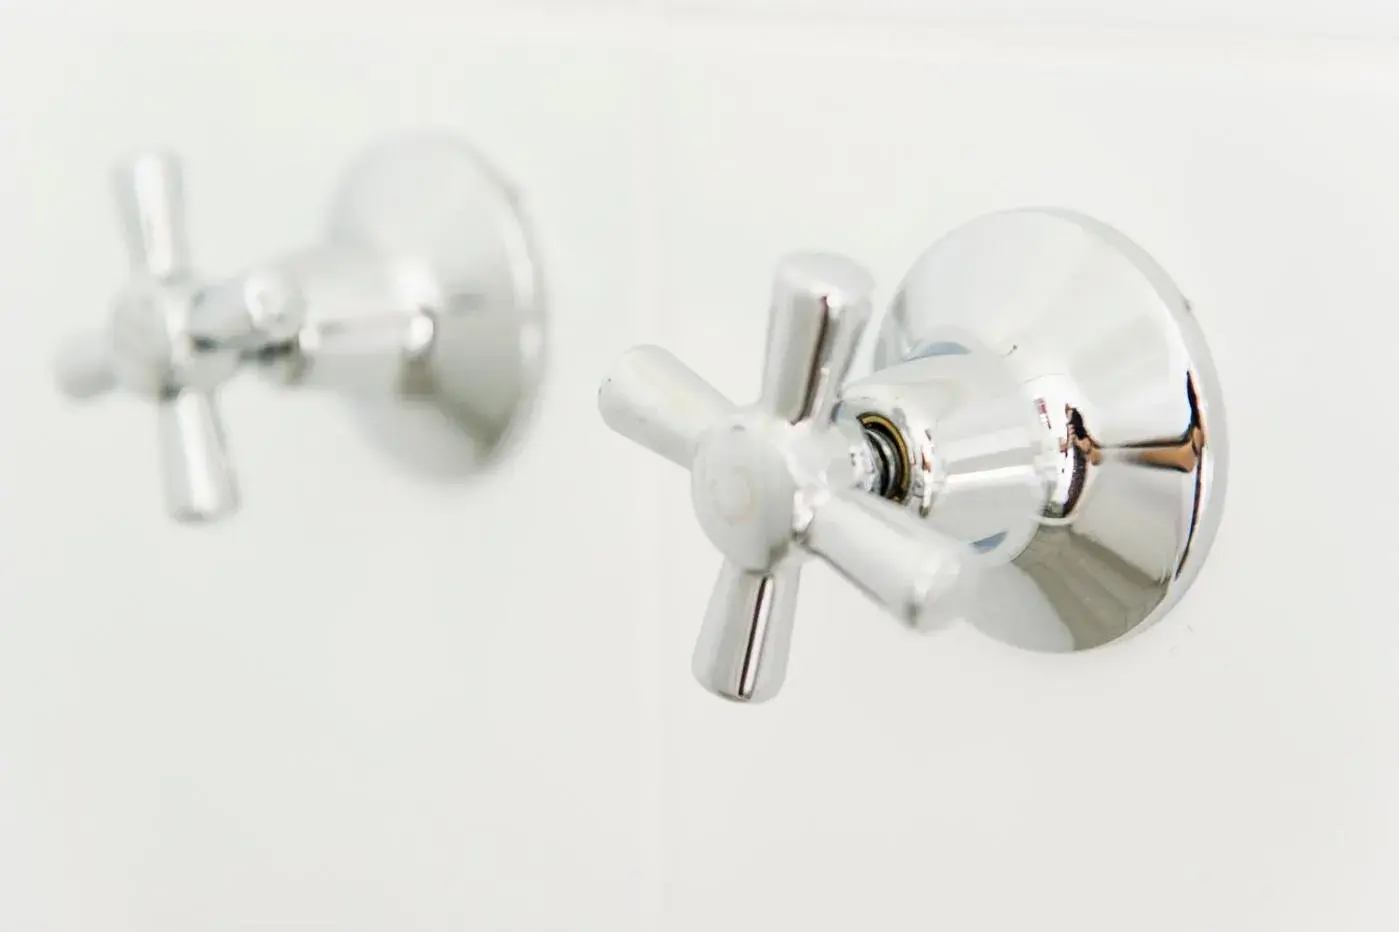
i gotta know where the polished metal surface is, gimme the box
[55,132,545,521]
[858,208,1226,653]
[600,209,1227,702]
[601,254,972,703]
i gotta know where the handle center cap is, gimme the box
[690,419,797,571]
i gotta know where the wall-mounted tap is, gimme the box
[55,132,546,522]
[600,209,1227,703]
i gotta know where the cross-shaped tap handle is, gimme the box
[55,151,240,522]
[599,253,970,703]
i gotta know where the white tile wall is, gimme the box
[648,24,1399,932]
[0,17,656,932]
[0,6,1395,932]
[661,0,1399,40]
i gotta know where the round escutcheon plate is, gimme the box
[325,133,546,478]
[858,209,1227,652]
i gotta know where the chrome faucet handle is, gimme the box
[56,133,546,523]
[56,151,246,521]
[602,211,1229,705]
[600,254,971,703]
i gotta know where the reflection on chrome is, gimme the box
[1112,372,1210,580]
[863,209,1227,653]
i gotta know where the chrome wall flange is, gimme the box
[600,208,1226,703]
[55,131,546,522]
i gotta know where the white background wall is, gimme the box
[1,4,1396,931]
